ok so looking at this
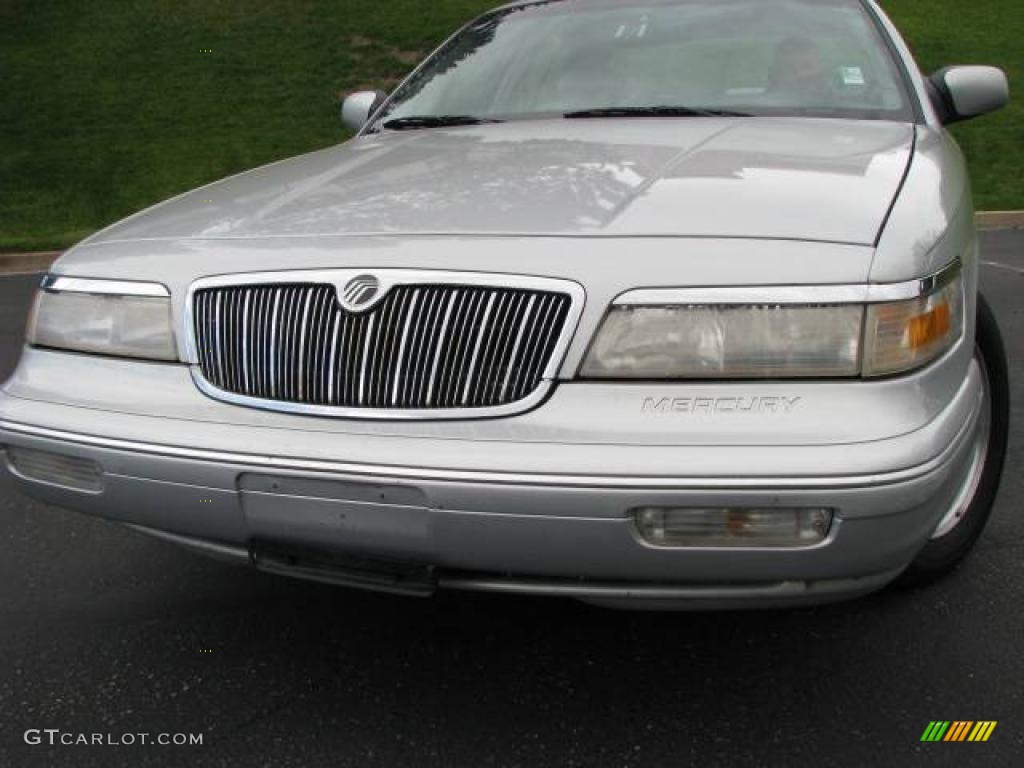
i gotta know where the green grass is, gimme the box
[884,0,1024,214]
[1,0,1021,252]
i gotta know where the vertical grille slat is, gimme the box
[212,291,224,389]
[481,291,525,404]
[260,288,273,398]
[391,289,420,406]
[309,286,330,404]
[196,293,210,384]
[514,294,560,401]
[426,290,458,407]
[500,294,536,402]
[268,289,281,399]
[318,287,333,403]
[225,290,237,392]
[193,279,572,413]
[359,315,375,406]
[340,313,356,405]
[219,291,231,391]
[485,291,524,403]
[407,287,441,407]
[445,289,483,408]
[241,289,252,393]
[326,312,341,405]
[296,289,314,402]
[251,289,262,397]
[286,287,302,402]
[460,290,497,406]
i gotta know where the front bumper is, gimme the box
[0,350,985,609]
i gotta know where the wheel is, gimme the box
[897,292,1010,587]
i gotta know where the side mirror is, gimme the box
[341,90,387,132]
[928,66,1009,124]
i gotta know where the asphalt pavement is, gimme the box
[0,232,1021,768]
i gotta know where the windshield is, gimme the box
[373,0,915,129]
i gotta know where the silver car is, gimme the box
[0,0,1011,609]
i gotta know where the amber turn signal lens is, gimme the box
[863,274,963,377]
[906,301,952,349]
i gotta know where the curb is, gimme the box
[2,212,1022,276]
[976,211,1024,231]
[0,251,62,275]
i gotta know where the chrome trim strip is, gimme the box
[124,524,251,564]
[183,269,585,421]
[442,576,790,598]
[119,524,900,600]
[614,258,962,306]
[440,567,905,600]
[42,275,170,298]
[0,393,976,489]
[188,367,555,421]
[118,521,903,599]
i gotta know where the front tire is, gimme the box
[897,293,1009,588]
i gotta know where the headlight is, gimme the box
[581,303,864,379]
[28,276,177,361]
[582,265,963,380]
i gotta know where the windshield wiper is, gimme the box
[564,106,752,119]
[381,115,505,130]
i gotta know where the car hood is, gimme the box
[84,118,914,247]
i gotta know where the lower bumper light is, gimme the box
[5,447,103,493]
[634,507,832,548]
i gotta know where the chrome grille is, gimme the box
[191,279,574,414]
